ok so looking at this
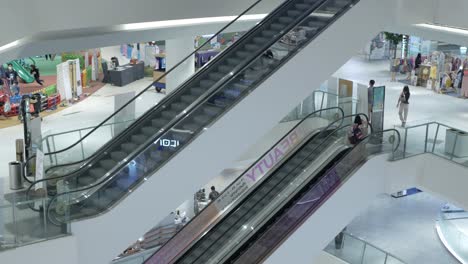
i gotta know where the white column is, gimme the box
[166,37,195,94]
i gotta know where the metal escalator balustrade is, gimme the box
[161,113,370,264]
[145,107,345,264]
[228,129,400,264]
[32,0,359,223]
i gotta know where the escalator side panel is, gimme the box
[231,146,368,263]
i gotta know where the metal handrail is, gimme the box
[32,0,330,188]
[36,0,341,212]
[398,121,466,161]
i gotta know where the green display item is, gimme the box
[6,60,35,83]
[61,53,85,69]
[86,66,92,82]
[43,84,57,96]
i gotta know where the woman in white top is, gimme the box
[397,86,411,127]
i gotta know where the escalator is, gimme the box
[25,0,359,223]
[146,129,399,264]
[144,112,376,264]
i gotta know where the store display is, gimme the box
[109,62,145,87]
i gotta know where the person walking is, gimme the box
[209,186,220,201]
[397,86,410,127]
[30,65,44,86]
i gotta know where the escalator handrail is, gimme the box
[32,0,269,161]
[31,0,336,198]
[226,128,401,264]
[37,0,331,183]
[147,113,371,263]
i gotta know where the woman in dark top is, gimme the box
[30,65,44,86]
[397,86,410,127]
[415,53,422,69]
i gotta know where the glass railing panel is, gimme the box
[362,243,387,264]
[39,0,275,171]
[0,196,70,251]
[227,129,399,264]
[325,233,365,263]
[386,255,406,264]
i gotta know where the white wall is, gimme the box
[0,0,283,47]
[0,236,78,264]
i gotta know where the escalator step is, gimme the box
[226,58,242,66]
[121,143,138,154]
[172,102,189,112]
[151,118,168,128]
[78,175,95,186]
[295,3,312,10]
[182,122,200,132]
[190,87,205,96]
[308,20,327,29]
[110,151,127,162]
[252,37,269,45]
[209,72,225,81]
[224,89,241,99]
[245,44,260,51]
[287,10,302,17]
[105,187,122,201]
[218,65,232,73]
[193,115,211,125]
[141,126,156,136]
[236,50,250,58]
[278,16,294,24]
[200,79,216,88]
[181,95,198,104]
[261,30,277,37]
[270,23,285,31]
[233,82,250,91]
[203,105,223,116]
[99,159,117,170]
[161,110,178,120]
[90,168,107,179]
[131,134,149,145]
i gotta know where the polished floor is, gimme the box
[345,192,459,264]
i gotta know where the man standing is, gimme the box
[368,79,375,123]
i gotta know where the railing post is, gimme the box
[79,130,85,160]
[424,124,429,153]
[52,136,57,166]
[384,254,388,264]
[450,134,458,160]
[432,124,440,153]
[403,128,408,159]
[46,137,53,164]
[360,243,367,264]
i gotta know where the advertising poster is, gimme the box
[372,86,385,112]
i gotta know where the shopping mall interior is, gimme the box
[0,0,468,263]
